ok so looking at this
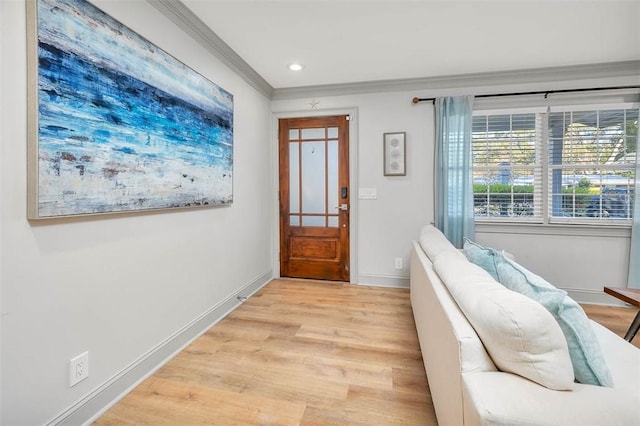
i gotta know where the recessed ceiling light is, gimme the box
[288,63,304,71]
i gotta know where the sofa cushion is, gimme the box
[494,254,613,387]
[433,251,575,390]
[462,371,640,426]
[419,225,466,262]
[590,320,640,395]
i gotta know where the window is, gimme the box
[472,112,542,220]
[472,105,638,224]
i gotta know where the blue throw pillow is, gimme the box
[462,238,500,280]
[494,254,613,387]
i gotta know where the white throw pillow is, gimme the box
[419,224,465,262]
[433,251,575,391]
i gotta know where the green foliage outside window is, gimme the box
[473,184,594,217]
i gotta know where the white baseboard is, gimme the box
[354,278,628,305]
[50,271,273,426]
[562,287,629,307]
[356,274,410,288]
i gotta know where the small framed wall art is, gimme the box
[383,132,406,176]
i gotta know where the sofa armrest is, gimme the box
[410,241,495,426]
[462,371,640,426]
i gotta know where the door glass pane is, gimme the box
[327,141,338,213]
[289,142,300,213]
[328,216,339,227]
[301,141,326,214]
[301,128,325,140]
[289,129,299,140]
[290,215,300,226]
[302,216,325,226]
[328,127,338,139]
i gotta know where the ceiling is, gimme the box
[179,0,640,90]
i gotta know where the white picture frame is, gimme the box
[383,132,406,176]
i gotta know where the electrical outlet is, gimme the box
[395,257,403,270]
[70,351,89,387]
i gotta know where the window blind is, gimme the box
[548,107,638,221]
[471,104,638,224]
[471,113,543,220]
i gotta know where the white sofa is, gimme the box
[410,225,640,426]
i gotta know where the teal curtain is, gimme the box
[628,131,640,289]
[434,96,475,248]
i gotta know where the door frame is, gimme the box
[271,107,359,283]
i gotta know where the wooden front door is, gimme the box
[279,115,350,281]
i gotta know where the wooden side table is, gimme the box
[603,287,640,342]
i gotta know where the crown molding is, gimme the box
[147,0,273,99]
[272,60,640,100]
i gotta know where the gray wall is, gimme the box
[1,1,273,424]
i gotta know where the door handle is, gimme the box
[334,204,349,211]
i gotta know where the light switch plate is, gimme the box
[359,188,377,199]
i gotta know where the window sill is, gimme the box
[475,221,631,238]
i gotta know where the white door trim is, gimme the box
[271,107,359,283]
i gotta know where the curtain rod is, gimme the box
[411,85,640,104]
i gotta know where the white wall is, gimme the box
[272,78,637,299]
[476,226,631,305]
[1,1,272,424]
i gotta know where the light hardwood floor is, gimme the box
[95,279,436,425]
[95,279,639,425]
[582,303,639,349]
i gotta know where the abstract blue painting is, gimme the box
[27,0,233,218]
